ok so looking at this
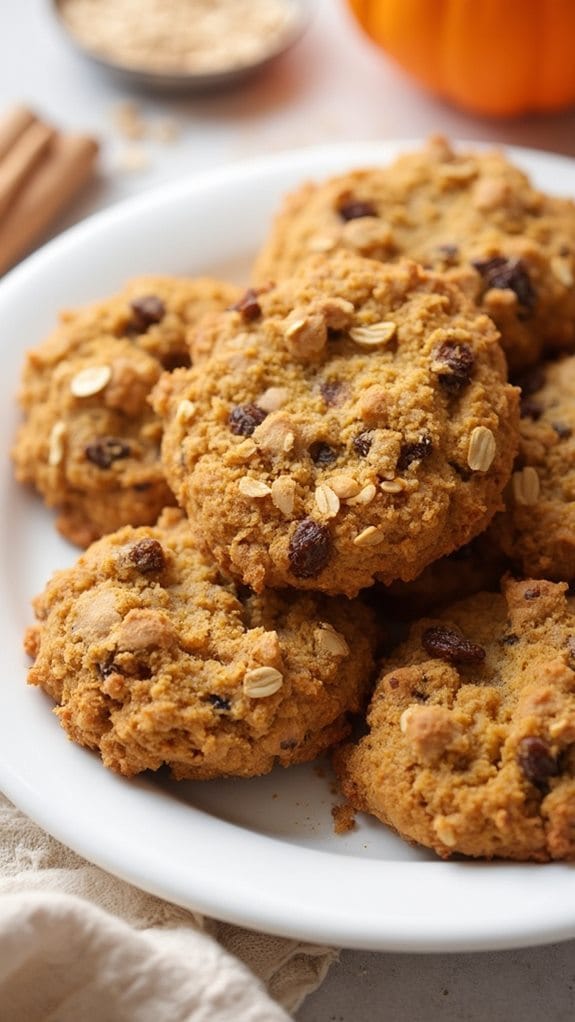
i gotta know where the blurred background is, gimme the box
[2,0,575,269]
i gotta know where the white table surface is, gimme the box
[2,2,575,1020]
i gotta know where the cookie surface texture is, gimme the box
[156,253,519,596]
[13,276,240,546]
[335,577,575,861]
[25,509,377,779]
[254,136,575,372]
[492,356,575,581]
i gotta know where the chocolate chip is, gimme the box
[208,693,231,712]
[337,198,377,221]
[520,397,543,420]
[517,736,558,787]
[85,437,131,469]
[397,435,433,472]
[434,341,475,394]
[524,586,541,600]
[422,626,486,665]
[472,256,536,311]
[552,422,572,439]
[320,379,344,406]
[353,431,373,457]
[288,518,331,578]
[129,295,166,331]
[128,538,166,574]
[309,441,337,466]
[230,288,262,323]
[228,403,267,436]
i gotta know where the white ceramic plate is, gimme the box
[1,141,575,953]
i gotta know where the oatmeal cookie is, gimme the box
[13,275,240,546]
[254,136,575,372]
[335,577,575,861]
[155,252,519,596]
[379,532,509,618]
[25,508,377,779]
[490,356,575,581]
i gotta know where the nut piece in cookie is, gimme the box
[154,251,519,596]
[335,577,575,861]
[26,508,378,780]
[12,275,241,546]
[253,136,575,372]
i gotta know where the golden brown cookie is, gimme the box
[254,136,575,372]
[12,276,240,546]
[335,577,575,861]
[25,508,377,779]
[490,355,575,581]
[155,252,519,596]
[378,532,509,618]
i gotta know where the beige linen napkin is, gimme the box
[0,792,336,1021]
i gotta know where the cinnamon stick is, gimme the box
[0,106,36,162]
[0,134,99,275]
[0,120,56,221]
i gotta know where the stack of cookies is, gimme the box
[16,136,575,862]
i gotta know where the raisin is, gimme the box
[388,676,400,689]
[338,198,377,221]
[449,461,472,481]
[85,437,131,469]
[128,538,165,573]
[524,586,541,600]
[353,431,373,457]
[97,653,122,679]
[422,626,485,664]
[397,436,433,472]
[208,693,231,712]
[230,288,262,322]
[472,256,536,311]
[433,342,475,394]
[501,633,519,646]
[288,518,331,578]
[161,351,191,372]
[320,379,344,406]
[517,736,558,787]
[228,403,267,436]
[129,295,166,331]
[309,441,337,466]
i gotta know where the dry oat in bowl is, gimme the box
[54,0,312,91]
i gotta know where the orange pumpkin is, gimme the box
[346,0,575,117]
